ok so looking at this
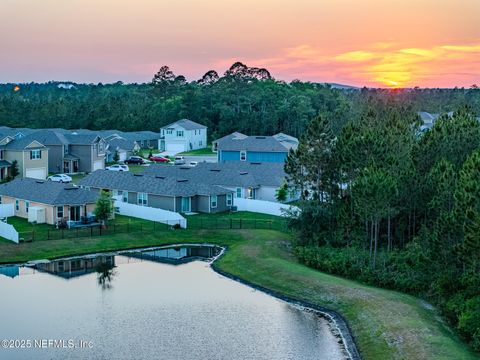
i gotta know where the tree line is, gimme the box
[285,102,480,351]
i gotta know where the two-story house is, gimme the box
[214,132,298,163]
[160,119,207,154]
[30,130,106,174]
[0,133,49,180]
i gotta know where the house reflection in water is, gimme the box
[131,246,221,265]
[0,265,20,278]
[35,256,115,280]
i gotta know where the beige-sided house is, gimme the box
[0,178,99,226]
[0,133,49,180]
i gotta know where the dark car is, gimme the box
[149,155,170,163]
[124,156,146,165]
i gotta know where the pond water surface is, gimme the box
[0,246,347,360]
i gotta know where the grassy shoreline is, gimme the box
[0,225,477,359]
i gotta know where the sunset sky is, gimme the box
[1,0,479,87]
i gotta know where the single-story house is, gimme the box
[0,178,99,225]
[144,161,298,202]
[214,132,298,163]
[78,170,233,213]
[160,119,207,154]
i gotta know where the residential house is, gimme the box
[0,178,99,225]
[104,137,141,163]
[0,133,49,180]
[122,131,160,149]
[214,132,298,163]
[63,134,106,173]
[29,130,106,174]
[144,161,298,202]
[78,170,234,213]
[160,119,207,154]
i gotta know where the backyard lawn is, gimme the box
[177,147,215,156]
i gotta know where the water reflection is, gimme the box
[0,245,346,360]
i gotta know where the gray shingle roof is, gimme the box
[1,133,46,150]
[217,134,295,152]
[29,129,69,146]
[144,161,286,188]
[78,170,232,197]
[162,119,207,131]
[64,134,100,145]
[0,178,98,206]
[106,138,137,152]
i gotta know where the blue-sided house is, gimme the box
[214,132,298,163]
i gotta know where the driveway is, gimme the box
[182,155,217,164]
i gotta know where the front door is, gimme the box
[63,161,70,173]
[73,161,79,173]
[181,197,191,213]
[70,206,81,221]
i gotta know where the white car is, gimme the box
[189,161,198,167]
[106,164,129,172]
[47,174,72,183]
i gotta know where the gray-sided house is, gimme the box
[160,119,207,154]
[29,130,106,174]
[214,132,298,163]
[0,178,98,225]
[144,161,298,202]
[78,170,234,213]
[0,133,49,180]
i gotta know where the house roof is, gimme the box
[144,161,286,188]
[64,134,101,145]
[162,119,207,131]
[106,137,137,152]
[1,134,46,150]
[29,129,69,146]
[78,170,232,197]
[0,178,98,206]
[216,133,297,152]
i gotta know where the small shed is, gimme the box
[28,206,46,224]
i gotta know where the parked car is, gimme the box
[174,156,186,165]
[189,161,198,167]
[149,155,170,163]
[124,156,146,165]
[106,164,129,172]
[47,174,72,183]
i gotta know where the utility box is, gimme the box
[28,206,46,224]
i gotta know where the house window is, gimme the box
[137,192,148,206]
[198,130,201,135]
[30,149,41,160]
[199,140,202,146]
[176,130,184,138]
[210,195,217,209]
[194,130,197,135]
[98,141,105,154]
[64,145,68,154]
[25,201,29,213]
[166,129,173,135]
[57,206,64,219]
[15,199,19,211]
[236,188,242,198]
[123,191,128,203]
[240,150,246,161]
[0,196,2,204]
[227,193,233,206]
[0,150,3,160]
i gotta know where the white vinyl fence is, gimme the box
[0,221,19,243]
[0,204,15,218]
[113,199,187,228]
[234,198,300,217]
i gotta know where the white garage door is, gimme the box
[166,143,185,154]
[26,167,47,180]
[119,151,127,161]
[93,160,104,171]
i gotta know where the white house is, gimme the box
[160,119,207,154]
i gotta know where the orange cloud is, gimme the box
[257,41,480,88]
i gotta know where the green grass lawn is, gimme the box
[177,147,216,156]
[0,213,477,360]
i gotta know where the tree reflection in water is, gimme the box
[96,262,116,290]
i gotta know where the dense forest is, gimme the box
[1,62,480,351]
[285,105,480,352]
[1,62,479,140]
